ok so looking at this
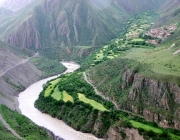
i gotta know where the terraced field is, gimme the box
[44,78,61,97]
[91,13,156,66]
[43,76,108,111]
[78,93,108,111]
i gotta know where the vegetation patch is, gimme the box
[30,56,66,78]
[63,91,74,103]
[0,117,19,140]
[78,93,108,111]
[0,105,52,140]
[130,120,162,134]
[51,86,62,101]
[44,78,60,97]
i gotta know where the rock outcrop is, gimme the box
[107,127,144,140]
[7,14,42,49]
[106,68,180,129]
[120,68,180,128]
[88,59,180,129]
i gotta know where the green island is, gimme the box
[35,72,180,139]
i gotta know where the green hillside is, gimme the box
[0,105,53,140]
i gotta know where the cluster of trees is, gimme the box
[35,91,115,137]
[35,73,118,137]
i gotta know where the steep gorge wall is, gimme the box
[7,14,42,49]
[0,61,41,110]
[3,0,127,49]
[88,60,180,129]
[1,0,168,49]
[120,68,180,129]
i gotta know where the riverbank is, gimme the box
[18,62,101,140]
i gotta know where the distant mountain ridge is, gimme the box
[0,0,167,49]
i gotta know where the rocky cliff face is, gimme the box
[0,42,42,110]
[107,127,144,140]
[121,68,180,129]
[88,59,180,129]
[7,14,42,49]
[2,0,128,49]
[112,68,180,129]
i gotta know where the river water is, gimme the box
[18,62,101,140]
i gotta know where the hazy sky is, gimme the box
[0,0,4,4]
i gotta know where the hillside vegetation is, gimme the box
[30,56,66,78]
[85,11,180,130]
[35,69,180,139]
[0,105,53,140]
[0,118,19,140]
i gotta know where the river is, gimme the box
[18,62,101,140]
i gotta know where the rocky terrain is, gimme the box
[0,0,167,50]
[88,58,180,129]
[0,0,180,139]
[0,42,42,110]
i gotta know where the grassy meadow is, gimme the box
[78,93,108,111]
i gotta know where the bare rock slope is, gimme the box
[0,42,41,110]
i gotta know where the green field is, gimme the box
[51,86,61,100]
[124,47,180,77]
[63,91,74,103]
[49,84,73,102]
[131,38,144,42]
[44,78,60,97]
[170,133,180,140]
[130,120,163,134]
[78,93,108,111]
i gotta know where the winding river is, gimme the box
[18,62,101,140]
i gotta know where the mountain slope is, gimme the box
[0,0,167,50]
[0,41,42,110]
[114,0,165,14]
[2,0,128,49]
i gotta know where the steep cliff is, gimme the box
[88,58,180,129]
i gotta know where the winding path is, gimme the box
[0,114,24,139]
[0,53,39,139]
[0,53,38,77]
[83,72,119,110]
[83,72,142,117]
